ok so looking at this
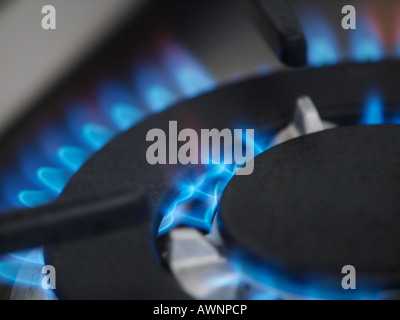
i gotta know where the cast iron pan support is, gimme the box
[244,0,307,67]
[0,192,149,256]
[0,191,191,299]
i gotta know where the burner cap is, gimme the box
[219,125,400,293]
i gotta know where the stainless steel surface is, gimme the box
[10,249,56,300]
[272,96,337,146]
[167,228,240,300]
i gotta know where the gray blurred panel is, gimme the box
[0,0,142,134]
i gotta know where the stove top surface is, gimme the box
[2,0,400,301]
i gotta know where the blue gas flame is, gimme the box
[360,92,384,124]
[298,9,341,67]
[159,132,272,233]
[0,39,217,296]
[349,13,384,63]
[360,91,400,125]
[297,7,388,66]
[229,251,381,300]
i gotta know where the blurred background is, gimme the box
[0,0,279,137]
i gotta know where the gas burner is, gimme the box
[3,0,400,301]
[5,61,393,300]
